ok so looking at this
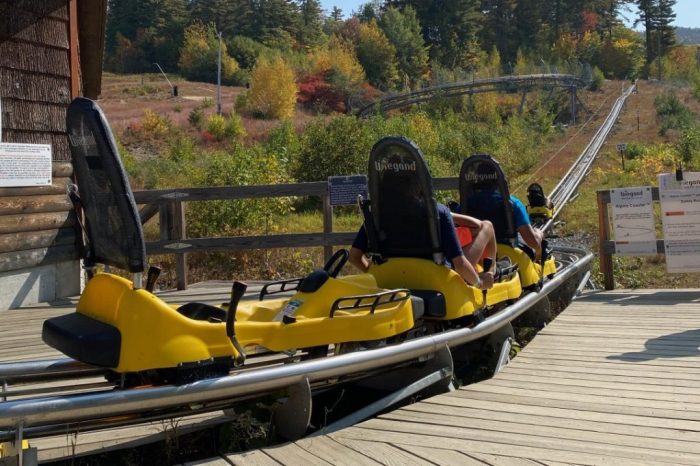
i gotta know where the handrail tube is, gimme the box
[0,358,100,381]
[0,249,591,429]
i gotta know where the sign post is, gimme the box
[610,186,656,255]
[616,143,627,170]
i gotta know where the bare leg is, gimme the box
[462,220,497,271]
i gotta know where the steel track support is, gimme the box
[271,377,312,441]
[313,345,454,436]
[0,424,37,466]
[494,337,513,374]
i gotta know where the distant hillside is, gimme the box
[676,27,700,45]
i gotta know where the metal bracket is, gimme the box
[271,377,312,441]
[315,344,454,436]
[494,337,513,375]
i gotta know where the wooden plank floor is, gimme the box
[0,280,268,462]
[212,289,700,466]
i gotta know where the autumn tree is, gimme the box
[247,56,298,119]
[356,20,400,89]
[178,23,239,84]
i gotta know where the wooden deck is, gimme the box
[0,280,267,462]
[204,289,700,466]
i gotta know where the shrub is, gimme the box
[297,71,347,113]
[188,108,204,129]
[141,109,171,137]
[187,148,294,236]
[205,113,246,142]
[292,115,374,181]
[654,92,694,135]
[590,66,605,91]
[247,56,297,119]
[227,35,269,70]
[677,125,700,165]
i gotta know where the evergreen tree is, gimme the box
[251,0,300,46]
[480,0,517,65]
[379,6,429,88]
[403,0,482,69]
[298,0,326,49]
[190,0,255,37]
[635,0,677,74]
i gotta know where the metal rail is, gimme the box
[356,74,587,117]
[0,248,592,435]
[542,83,636,232]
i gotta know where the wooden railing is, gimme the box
[134,177,461,289]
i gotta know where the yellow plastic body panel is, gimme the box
[234,274,414,352]
[486,270,522,305]
[496,244,556,289]
[77,274,238,372]
[368,258,484,319]
[527,205,553,220]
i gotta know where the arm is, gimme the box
[349,246,370,273]
[452,255,494,290]
[518,224,543,254]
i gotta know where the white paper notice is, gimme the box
[610,186,657,255]
[0,143,52,187]
[658,172,700,273]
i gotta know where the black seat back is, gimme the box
[527,182,548,208]
[459,154,516,246]
[366,137,443,264]
[67,98,146,273]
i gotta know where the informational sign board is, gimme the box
[0,143,52,187]
[328,175,367,206]
[610,186,656,255]
[658,172,700,273]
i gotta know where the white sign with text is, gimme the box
[610,186,656,255]
[0,143,52,187]
[658,172,700,273]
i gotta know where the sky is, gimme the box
[319,0,700,29]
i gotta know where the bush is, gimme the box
[590,66,605,91]
[205,113,246,142]
[292,115,374,181]
[297,71,347,113]
[141,109,171,137]
[187,148,294,236]
[226,36,269,70]
[654,92,694,135]
[188,108,204,129]
[247,56,297,119]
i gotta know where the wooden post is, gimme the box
[323,186,333,263]
[160,201,188,290]
[597,190,614,290]
[570,86,577,125]
[68,0,80,98]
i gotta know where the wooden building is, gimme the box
[0,0,107,309]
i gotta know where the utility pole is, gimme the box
[217,31,222,115]
[657,28,662,81]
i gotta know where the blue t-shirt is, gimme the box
[352,202,463,263]
[468,192,531,229]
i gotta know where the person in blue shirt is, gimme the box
[468,178,543,257]
[348,202,495,290]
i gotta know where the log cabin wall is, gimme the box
[0,0,85,309]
